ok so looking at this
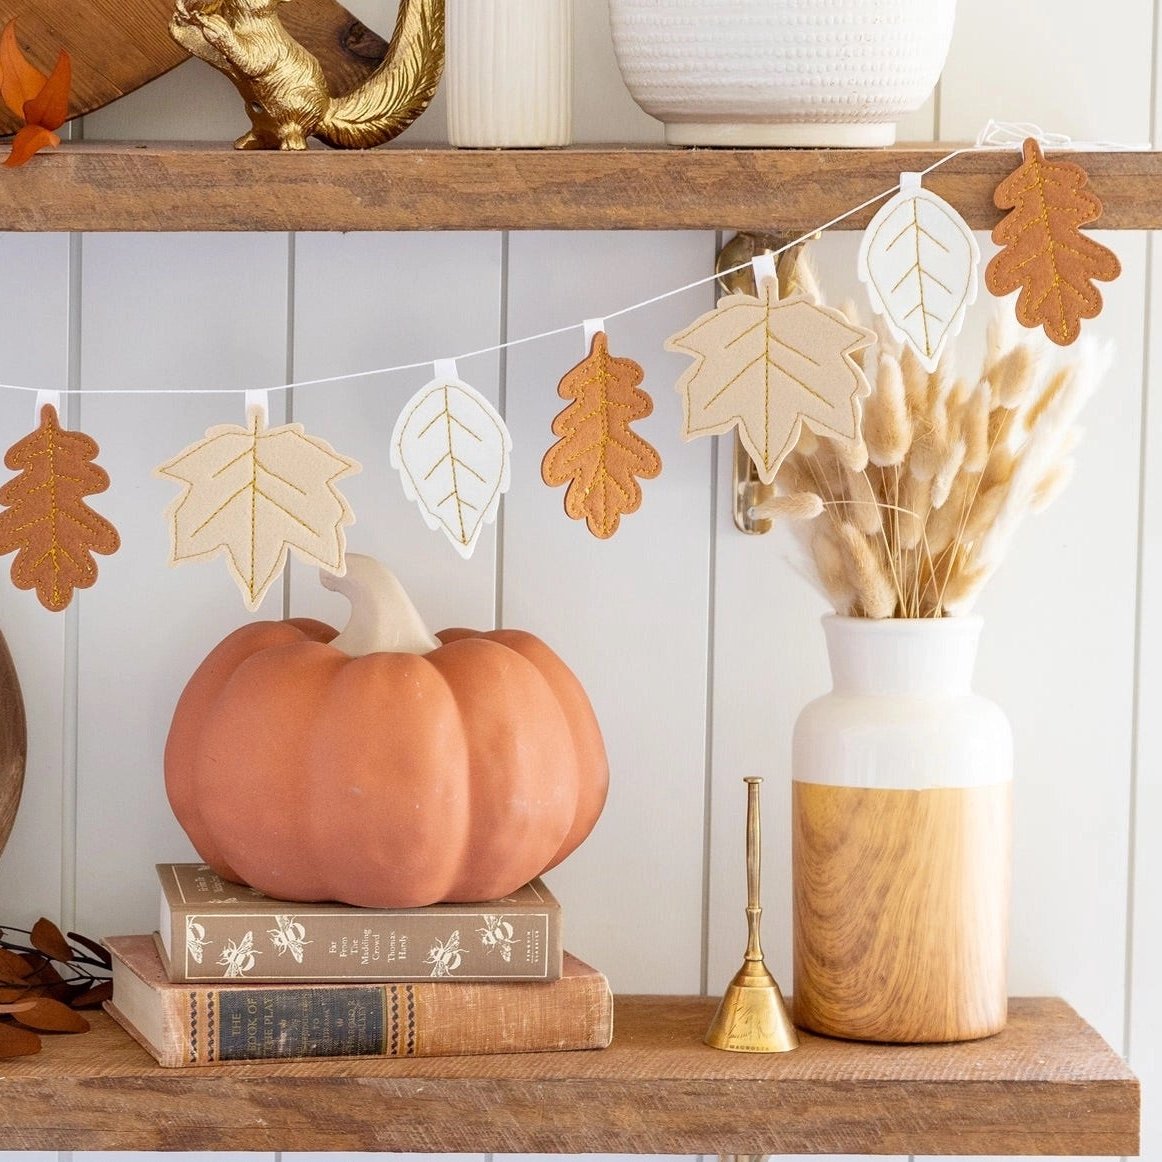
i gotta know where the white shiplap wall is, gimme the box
[0,3,1155,1162]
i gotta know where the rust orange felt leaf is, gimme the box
[8,995,89,1033]
[0,405,121,612]
[541,331,662,539]
[666,281,875,484]
[985,138,1121,346]
[0,20,71,167]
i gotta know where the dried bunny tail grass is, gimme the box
[908,395,950,482]
[940,552,990,616]
[900,346,930,418]
[841,466,884,535]
[794,424,822,458]
[750,491,825,522]
[812,524,857,615]
[973,339,1111,577]
[775,452,819,498]
[1022,364,1074,434]
[864,354,912,467]
[925,473,972,556]
[931,437,967,510]
[836,521,898,619]
[988,344,1038,409]
[1030,460,1076,513]
[984,306,1024,376]
[962,383,993,472]
[837,434,870,473]
[896,473,932,551]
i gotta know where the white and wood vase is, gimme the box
[792,615,1012,1043]
[608,0,956,146]
[446,0,573,148]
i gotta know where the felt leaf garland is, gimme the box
[0,404,120,612]
[666,280,875,484]
[985,138,1121,345]
[858,174,980,372]
[156,406,359,611]
[0,21,72,167]
[542,331,661,539]
[390,370,511,559]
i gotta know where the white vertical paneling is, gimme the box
[926,6,1152,1162]
[1130,63,1162,1155]
[290,231,503,630]
[74,233,292,939]
[939,0,1153,144]
[503,230,715,995]
[289,228,502,624]
[0,233,71,924]
[77,1154,269,1162]
[292,1154,483,1162]
[937,0,1150,1054]
[572,1,664,143]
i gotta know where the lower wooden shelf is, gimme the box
[0,996,1138,1155]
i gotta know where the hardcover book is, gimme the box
[157,863,562,983]
[104,934,613,1068]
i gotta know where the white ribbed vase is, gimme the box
[608,0,956,146]
[446,0,573,148]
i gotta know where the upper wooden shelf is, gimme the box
[0,996,1138,1155]
[0,142,1160,233]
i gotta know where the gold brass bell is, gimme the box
[705,777,798,1053]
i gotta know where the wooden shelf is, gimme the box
[0,143,1160,233]
[0,996,1138,1155]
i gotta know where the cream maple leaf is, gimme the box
[666,283,875,484]
[156,407,360,610]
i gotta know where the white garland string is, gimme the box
[0,124,1144,400]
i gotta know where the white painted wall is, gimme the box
[0,3,1155,1162]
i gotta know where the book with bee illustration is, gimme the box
[104,935,612,1068]
[157,864,562,984]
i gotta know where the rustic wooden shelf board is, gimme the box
[0,996,1137,1155]
[0,143,1160,233]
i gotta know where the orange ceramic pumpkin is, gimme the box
[165,555,608,908]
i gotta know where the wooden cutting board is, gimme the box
[0,628,25,860]
[0,0,388,135]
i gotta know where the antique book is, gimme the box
[104,934,613,1068]
[157,863,562,982]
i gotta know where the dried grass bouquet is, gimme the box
[755,251,1113,619]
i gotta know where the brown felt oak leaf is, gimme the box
[985,138,1121,346]
[157,407,360,611]
[0,404,120,612]
[666,281,875,484]
[541,331,661,539]
[0,20,71,167]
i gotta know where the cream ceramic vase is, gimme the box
[446,0,573,147]
[792,616,1012,1043]
[608,0,956,146]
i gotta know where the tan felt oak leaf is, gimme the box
[985,138,1121,346]
[0,404,120,612]
[157,407,360,611]
[666,283,875,484]
[542,331,661,539]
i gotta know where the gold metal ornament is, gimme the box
[705,777,798,1053]
[170,0,444,150]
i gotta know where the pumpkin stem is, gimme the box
[321,555,441,657]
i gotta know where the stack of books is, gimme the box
[103,863,613,1067]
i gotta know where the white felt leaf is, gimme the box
[858,179,980,372]
[390,375,511,559]
[156,407,360,611]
